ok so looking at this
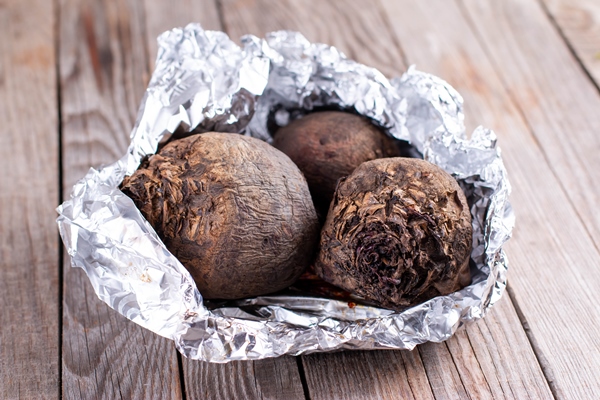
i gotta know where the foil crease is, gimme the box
[56,24,514,362]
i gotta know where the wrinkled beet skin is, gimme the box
[314,158,472,310]
[120,132,320,300]
[273,111,402,218]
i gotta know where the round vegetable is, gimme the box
[272,111,402,218]
[121,132,320,299]
[314,158,472,310]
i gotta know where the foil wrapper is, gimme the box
[57,24,514,362]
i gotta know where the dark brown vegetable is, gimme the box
[272,111,402,218]
[120,132,320,300]
[314,158,472,310]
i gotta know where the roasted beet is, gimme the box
[314,158,472,310]
[121,132,320,299]
[272,111,402,218]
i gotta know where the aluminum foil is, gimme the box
[56,24,514,362]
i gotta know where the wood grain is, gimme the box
[221,0,405,78]
[443,297,554,399]
[462,0,600,248]
[0,0,60,398]
[301,302,553,400]
[183,356,305,400]
[59,0,182,398]
[302,350,434,400]
[380,0,600,397]
[62,278,181,399]
[541,0,600,88]
[143,0,221,73]
[220,0,552,399]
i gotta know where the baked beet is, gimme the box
[273,111,402,218]
[121,132,320,299]
[314,158,472,310]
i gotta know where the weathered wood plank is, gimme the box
[221,0,552,399]
[444,295,554,399]
[541,0,600,89]
[302,350,434,400]
[459,0,600,396]
[302,300,552,400]
[59,0,182,398]
[220,0,404,78]
[183,356,305,400]
[0,1,60,398]
[380,0,600,397]
[143,0,221,73]
[417,343,471,400]
[62,279,182,399]
[141,2,306,398]
[463,0,600,248]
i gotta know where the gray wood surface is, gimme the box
[142,0,222,71]
[3,0,600,398]
[461,0,600,396]
[183,356,305,400]
[464,0,600,248]
[0,0,60,399]
[58,0,182,398]
[220,0,404,79]
[380,0,600,397]
[302,350,434,400]
[542,0,600,91]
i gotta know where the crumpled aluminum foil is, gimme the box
[56,23,514,362]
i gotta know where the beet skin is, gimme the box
[314,158,472,310]
[273,111,402,217]
[121,132,320,300]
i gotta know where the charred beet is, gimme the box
[121,132,320,299]
[314,158,472,310]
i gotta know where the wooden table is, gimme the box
[2,0,600,398]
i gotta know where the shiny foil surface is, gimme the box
[56,24,514,362]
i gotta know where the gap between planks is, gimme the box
[54,0,65,393]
